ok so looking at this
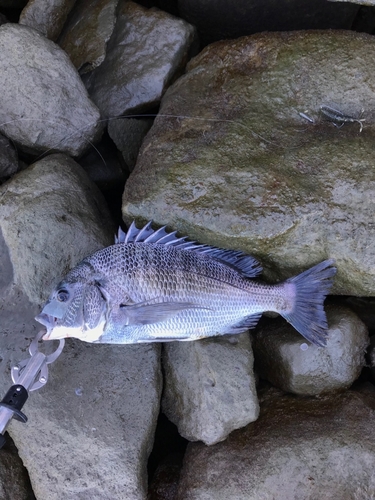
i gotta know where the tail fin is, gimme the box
[280,259,336,347]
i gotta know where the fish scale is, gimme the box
[36,221,336,346]
[88,244,259,307]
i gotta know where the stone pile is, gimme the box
[0,1,374,499]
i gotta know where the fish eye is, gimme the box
[56,289,69,302]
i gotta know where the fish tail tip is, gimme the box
[280,260,336,347]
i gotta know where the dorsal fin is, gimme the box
[115,221,262,278]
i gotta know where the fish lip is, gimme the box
[43,329,64,341]
[42,330,53,341]
[35,313,56,340]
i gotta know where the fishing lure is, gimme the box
[320,105,365,132]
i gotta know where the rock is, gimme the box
[178,0,358,45]
[0,154,162,499]
[162,333,259,445]
[58,0,119,74]
[252,305,369,395]
[0,24,101,157]
[83,1,197,118]
[0,153,114,302]
[176,389,375,499]
[12,341,161,500]
[0,433,35,499]
[0,132,19,182]
[108,117,153,172]
[19,0,76,41]
[123,31,375,296]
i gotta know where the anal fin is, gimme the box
[224,313,262,334]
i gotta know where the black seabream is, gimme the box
[36,221,336,346]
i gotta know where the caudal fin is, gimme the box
[280,259,336,347]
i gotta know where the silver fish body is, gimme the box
[36,222,336,346]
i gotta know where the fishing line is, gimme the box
[0,117,106,167]
[0,112,306,168]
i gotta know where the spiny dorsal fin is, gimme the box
[115,221,262,278]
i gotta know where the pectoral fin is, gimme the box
[119,301,209,326]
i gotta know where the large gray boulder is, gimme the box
[19,0,76,41]
[253,305,369,395]
[176,388,375,499]
[83,1,197,118]
[58,0,119,74]
[162,333,258,445]
[0,24,101,157]
[123,31,375,296]
[0,154,113,303]
[11,341,161,500]
[0,154,161,500]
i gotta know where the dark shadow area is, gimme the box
[148,412,188,485]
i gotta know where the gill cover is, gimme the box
[82,285,107,329]
[40,281,107,330]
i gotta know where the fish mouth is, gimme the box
[35,313,59,340]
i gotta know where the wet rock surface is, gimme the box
[58,0,119,74]
[176,388,375,500]
[83,1,197,118]
[19,0,76,40]
[0,23,101,157]
[123,30,375,296]
[162,333,258,445]
[253,305,369,395]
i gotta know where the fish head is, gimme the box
[35,279,108,342]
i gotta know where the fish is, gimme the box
[35,221,336,347]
